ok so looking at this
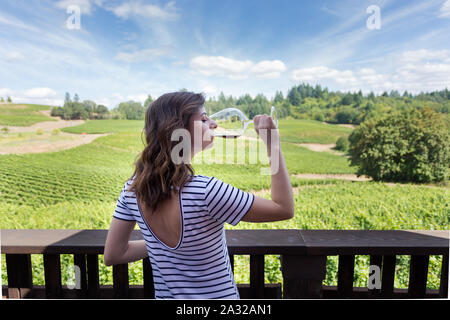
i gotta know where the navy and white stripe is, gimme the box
[112,175,255,299]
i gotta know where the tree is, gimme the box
[254,93,270,114]
[335,106,357,123]
[364,101,375,113]
[71,102,88,119]
[341,93,354,106]
[273,91,284,104]
[335,136,349,152]
[297,83,314,98]
[313,84,323,99]
[7,96,12,103]
[287,87,302,106]
[64,92,71,105]
[117,101,145,120]
[51,106,64,117]
[354,90,363,105]
[73,93,80,103]
[0,97,4,103]
[82,100,96,118]
[389,90,400,98]
[144,95,153,108]
[247,102,264,119]
[348,107,449,183]
[279,100,291,118]
[96,105,109,115]
[236,94,252,106]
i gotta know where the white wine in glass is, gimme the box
[209,106,278,138]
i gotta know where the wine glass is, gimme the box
[209,106,278,138]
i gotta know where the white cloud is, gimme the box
[23,88,57,99]
[190,56,286,80]
[112,93,124,101]
[0,88,13,97]
[393,49,450,92]
[438,0,450,18]
[291,66,358,86]
[0,87,61,106]
[115,47,173,63]
[201,85,218,97]
[126,93,148,103]
[250,60,286,79]
[107,1,179,20]
[4,51,25,62]
[291,49,450,94]
[190,56,252,79]
[401,49,450,63]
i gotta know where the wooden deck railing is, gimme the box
[1,229,448,299]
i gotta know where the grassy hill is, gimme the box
[0,103,56,126]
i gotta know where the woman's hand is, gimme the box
[253,114,279,151]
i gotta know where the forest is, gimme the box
[47,84,450,124]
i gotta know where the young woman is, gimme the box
[104,91,294,299]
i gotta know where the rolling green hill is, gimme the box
[0,103,56,126]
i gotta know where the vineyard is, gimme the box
[0,107,448,292]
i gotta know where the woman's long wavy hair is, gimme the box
[127,91,205,211]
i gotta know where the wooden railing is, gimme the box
[1,229,448,299]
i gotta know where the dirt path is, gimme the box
[295,143,348,156]
[322,122,357,129]
[2,110,86,133]
[0,110,111,154]
[249,176,444,196]
[0,132,110,155]
[291,173,372,181]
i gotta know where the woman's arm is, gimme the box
[104,218,148,266]
[241,114,294,222]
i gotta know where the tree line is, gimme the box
[50,92,154,120]
[0,97,13,103]
[50,85,449,124]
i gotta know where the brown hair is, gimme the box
[127,91,205,211]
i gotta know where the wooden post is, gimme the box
[74,254,87,298]
[408,255,429,298]
[143,258,154,299]
[113,264,129,298]
[280,255,327,298]
[43,254,62,298]
[337,255,355,298]
[381,255,396,298]
[5,254,33,298]
[87,254,99,298]
[250,254,265,298]
[229,254,234,273]
[439,254,448,298]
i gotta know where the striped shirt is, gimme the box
[112,174,255,299]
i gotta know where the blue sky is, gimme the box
[0,0,449,108]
